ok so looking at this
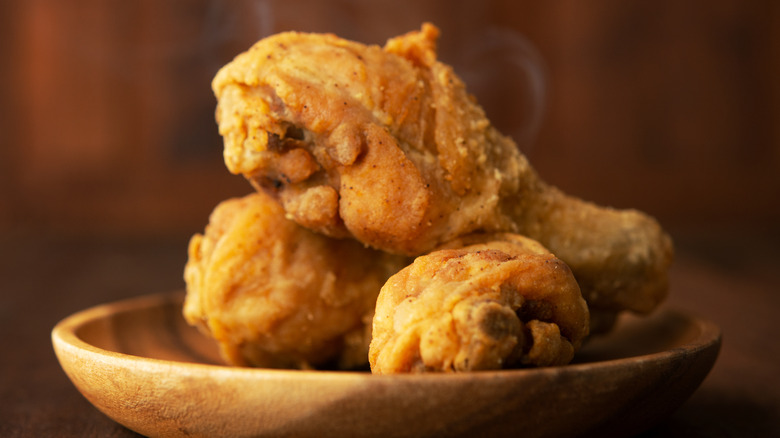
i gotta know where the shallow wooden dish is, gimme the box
[52,291,720,438]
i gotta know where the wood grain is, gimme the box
[51,291,719,438]
[0,233,778,437]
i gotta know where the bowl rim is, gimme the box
[51,290,722,382]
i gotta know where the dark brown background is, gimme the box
[1,0,778,436]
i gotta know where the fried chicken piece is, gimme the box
[183,192,409,369]
[212,23,673,320]
[369,234,589,373]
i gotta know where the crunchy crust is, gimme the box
[184,192,409,369]
[369,234,589,373]
[212,24,673,321]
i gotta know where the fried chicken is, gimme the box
[212,24,673,323]
[369,234,589,373]
[183,192,410,369]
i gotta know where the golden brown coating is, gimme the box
[212,23,518,253]
[212,24,673,320]
[183,192,409,369]
[369,235,589,373]
[438,232,647,333]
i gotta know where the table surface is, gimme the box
[1,230,778,437]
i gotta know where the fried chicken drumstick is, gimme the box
[369,233,589,373]
[212,24,673,321]
[184,192,409,369]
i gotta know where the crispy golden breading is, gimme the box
[183,192,409,369]
[212,23,673,321]
[439,233,623,334]
[369,235,589,373]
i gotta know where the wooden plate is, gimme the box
[52,291,720,438]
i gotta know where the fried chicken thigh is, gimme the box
[184,192,409,369]
[212,24,673,321]
[369,234,589,373]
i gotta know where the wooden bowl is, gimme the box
[52,291,720,438]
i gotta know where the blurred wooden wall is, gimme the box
[1,0,778,240]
